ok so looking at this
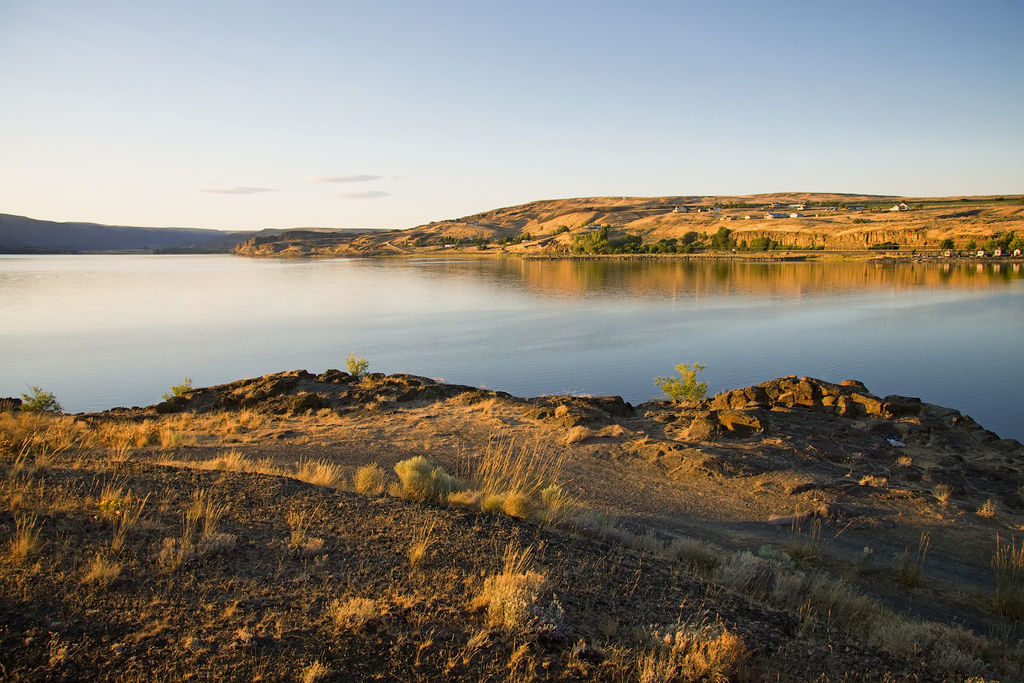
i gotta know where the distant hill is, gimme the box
[234,192,1024,257]
[0,214,257,253]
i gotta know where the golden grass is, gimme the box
[639,620,748,683]
[294,459,344,488]
[157,489,235,572]
[934,483,953,505]
[565,425,590,444]
[81,552,121,587]
[472,543,549,632]
[394,456,461,502]
[354,463,387,495]
[300,661,330,683]
[7,512,41,564]
[328,597,385,632]
[287,507,325,558]
[977,499,998,519]
[407,521,435,567]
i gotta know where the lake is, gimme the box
[1,254,1022,440]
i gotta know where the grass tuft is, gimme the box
[394,456,462,502]
[294,459,344,488]
[7,512,41,564]
[992,534,1024,619]
[893,532,930,589]
[354,463,387,495]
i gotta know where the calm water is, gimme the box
[1,254,1022,439]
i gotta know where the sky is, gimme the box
[1,0,1022,231]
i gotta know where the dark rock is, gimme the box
[317,369,352,384]
[580,395,634,417]
[287,392,324,414]
[0,397,22,412]
[881,395,923,419]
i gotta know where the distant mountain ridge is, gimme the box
[0,214,257,253]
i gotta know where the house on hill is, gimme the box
[672,206,690,213]
[889,202,910,212]
[764,212,788,219]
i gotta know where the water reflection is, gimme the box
[368,257,1024,300]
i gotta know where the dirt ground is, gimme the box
[2,370,1022,680]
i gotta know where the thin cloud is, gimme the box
[308,174,384,184]
[200,184,276,195]
[341,190,391,199]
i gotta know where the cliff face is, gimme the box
[232,193,1024,257]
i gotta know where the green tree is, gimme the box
[20,386,62,413]
[965,239,977,252]
[939,238,955,250]
[654,363,709,403]
[711,227,734,250]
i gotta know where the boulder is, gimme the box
[717,410,768,436]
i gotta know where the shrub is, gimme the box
[354,463,387,494]
[472,543,563,634]
[162,377,193,401]
[20,386,62,414]
[393,456,462,502]
[346,354,369,380]
[654,363,708,403]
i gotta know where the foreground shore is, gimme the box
[2,371,1022,680]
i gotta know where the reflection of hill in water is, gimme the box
[517,260,1024,298]
[404,259,1024,299]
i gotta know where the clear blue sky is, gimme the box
[1,0,1022,230]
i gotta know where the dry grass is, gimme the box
[893,533,930,589]
[565,425,590,444]
[992,534,1024,619]
[785,516,823,565]
[472,543,561,634]
[858,474,887,488]
[354,463,387,495]
[7,512,41,564]
[157,489,235,572]
[286,507,325,558]
[328,597,386,632]
[407,521,435,567]
[639,619,748,683]
[934,483,953,505]
[394,456,461,502]
[300,661,330,683]
[664,536,721,576]
[294,459,344,488]
[977,499,998,519]
[81,552,121,587]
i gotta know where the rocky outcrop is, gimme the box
[658,376,1020,449]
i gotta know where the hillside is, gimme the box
[234,193,1024,258]
[2,370,1022,680]
[0,214,256,253]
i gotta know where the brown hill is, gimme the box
[234,193,1024,257]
